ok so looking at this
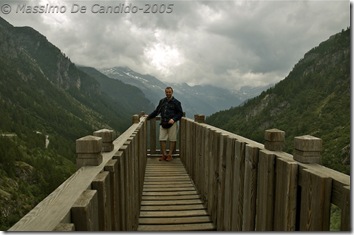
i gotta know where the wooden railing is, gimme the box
[8,114,350,231]
[179,115,350,231]
[9,114,147,231]
[146,115,181,155]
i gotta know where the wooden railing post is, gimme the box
[194,114,205,123]
[255,150,275,231]
[273,157,298,231]
[264,129,285,151]
[149,118,157,154]
[76,135,103,168]
[132,114,140,124]
[94,129,114,152]
[293,135,322,164]
[242,144,259,231]
[71,190,99,231]
[230,139,246,230]
[104,159,120,230]
[341,186,351,230]
[293,135,330,231]
[92,171,112,231]
[113,150,126,231]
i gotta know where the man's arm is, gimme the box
[172,100,183,122]
[147,99,163,120]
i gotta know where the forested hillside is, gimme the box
[0,17,151,230]
[78,66,153,113]
[207,28,350,175]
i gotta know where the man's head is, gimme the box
[165,87,173,99]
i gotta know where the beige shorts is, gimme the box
[159,122,178,141]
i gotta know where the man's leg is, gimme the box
[159,141,167,161]
[166,123,177,161]
[166,141,176,161]
[159,126,168,161]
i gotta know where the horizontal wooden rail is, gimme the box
[9,116,147,231]
[179,116,350,231]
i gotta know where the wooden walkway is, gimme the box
[138,156,215,231]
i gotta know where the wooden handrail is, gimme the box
[9,116,147,231]
[179,116,350,231]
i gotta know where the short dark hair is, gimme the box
[165,86,173,92]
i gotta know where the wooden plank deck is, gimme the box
[138,157,216,231]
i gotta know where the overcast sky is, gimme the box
[1,0,350,90]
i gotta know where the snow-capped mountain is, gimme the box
[100,66,270,117]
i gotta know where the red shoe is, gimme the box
[166,155,173,161]
[158,155,166,161]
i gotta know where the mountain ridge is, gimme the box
[100,66,271,117]
[206,28,350,175]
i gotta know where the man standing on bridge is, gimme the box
[146,86,183,161]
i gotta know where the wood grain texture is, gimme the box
[242,144,259,231]
[9,121,143,231]
[138,157,215,231]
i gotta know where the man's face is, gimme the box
[165,88,173,99]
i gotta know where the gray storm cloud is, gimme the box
[2,0,350,90]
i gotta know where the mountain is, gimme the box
[206,28,351,175]
[100,67,165,105]
[100,67,269,117]
[0,17,151,230]
[237,84,274,103]
[77,66,154,113]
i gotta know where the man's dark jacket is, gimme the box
[147,97,183,124]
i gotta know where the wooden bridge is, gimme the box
[8,114,350,231]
